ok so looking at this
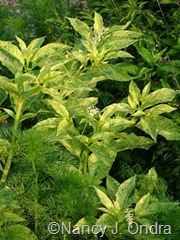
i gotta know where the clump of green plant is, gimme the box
[1,0,88,44]
[76,168,180,239]
[0,182,38,240]
[0,12,180,239]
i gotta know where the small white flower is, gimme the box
[92,27,108,45]
[88,106,100,116]
[125,209,134,224]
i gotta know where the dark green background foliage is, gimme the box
[0,1,180,239]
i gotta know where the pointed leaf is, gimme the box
[56,119,70,136]
[135,202,160,218]
[101,117,134,132]
[95,187,114,210]
[104,50,134,60]
[0,77,18,96]
[60,138,83,158]
[129,81,141,105]
[98,64,132,81]
[148,167,158,181]
[135,193,150,216]
[88,141,117,182]
[2,212,24,223]
[157,116,180,140]
[0,89,7,105]
[96,213,116,228]
[94,12,104,35]
[3,108,15,118]
[99,30,141,51]
[137,116,158,141]
[20,113,37,123]
[68,18,92,40]
[46,100,69,118]
[33,118,60,129]
[141,88,176,109]
[100,104,118,121]
[6,224,38,240]
[128,94,137,109]
[27,37,45,52]
[106,175,120,200]
[15,36,27,52]
[142,82,151,98]
[115,176,136,211]
[146,104,176,115]
[116,132,154,150]
[32,43,70,67]
[0,40,24,75]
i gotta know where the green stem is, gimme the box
[1,99,24,183]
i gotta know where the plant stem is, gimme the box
[1,99,24,183]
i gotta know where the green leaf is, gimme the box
[105,22,131,33]
[81,64,132,83]
[115,176,136,211]
[148,167,158,181]
[88,140,117,182]
[138,115,180,141]
[46,100,69,118]
[3,108,15,118]
[2,212,24,223]
[138,67,152,77]
[138,116,158,141]
[6,224,38,240]
[106,175,120,200]
[32,43,70,68]
[146,104,176,115]
[0,89,7,105]
[96,213,116,228]
[141,88,176,109]
[66,97,98,117]
[136,46,153,65]
[56,119,71,136]
[22,37,45,65]
[20,113,37,123]
[132,109,146,117]
[0,40,24,75]
[100,104,118,121]
[94,12,104,35]
[129,81,141,105]
[142,82,151,98]
[99,30,141,51]
[68,17,92,40]
[0,76,18,97]
[135,193,150,216]
[90,132,116,141]
[135,202,160,219]
[104,50,134,60]
[81,39,98,55]
[97,64,132,81]
[15,36,27,52]
[33,118,60,129]
[116,133,154,150]
[95,187,114,210]
[157,116,180,140]
[60,138,83,158]
[27,37,45,53]
[128,94,137,109]
[101,117,134,132]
